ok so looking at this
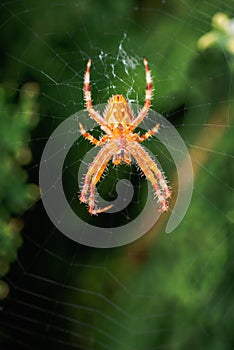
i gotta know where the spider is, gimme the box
[79,58,171,215]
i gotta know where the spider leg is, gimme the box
[131,58,153,129]
[84,59,110,133]
[79,147,109,203]
[79,144,116,214]
[132,142,171,199]
[79,122,109,146]
[128,143,171,212]
[134,123,160,142]
[88,159,113,215]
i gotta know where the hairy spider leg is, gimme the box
[84,59,110,133]
[79,144,116,213]
[128,144,170,212]
[79,122,109,146]
[132,142,171,199]
[79,146,110,203]
[88,157,113,215]
[131,58,153,128]
[133,123,160,142]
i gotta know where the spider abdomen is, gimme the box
[104,95,134,124]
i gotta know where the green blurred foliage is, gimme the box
[68,10,234,350]
[0,84,39,299]
[71,120,232,344]
[0,1,233,350]
[198,12,234,57]
[1,0,233,117]
[86,126,233,350]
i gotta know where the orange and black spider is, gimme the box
[79,58,171,215]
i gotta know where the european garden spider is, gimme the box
[79,58,171,215]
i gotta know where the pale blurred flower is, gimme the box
[198,12,234,55]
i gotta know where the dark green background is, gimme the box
[0,1,233,349]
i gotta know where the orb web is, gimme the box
[0,1,233,349]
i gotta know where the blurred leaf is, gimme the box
[0,83,40,298]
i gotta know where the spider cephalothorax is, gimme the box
[79,58,171,215]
